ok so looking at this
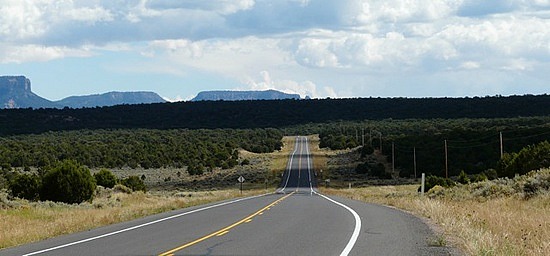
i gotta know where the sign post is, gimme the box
[238,176,245,194]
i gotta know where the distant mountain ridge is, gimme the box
[0,76,166,109]
[191,90,301,101]
[57,91,166,108]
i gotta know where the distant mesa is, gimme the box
[191,90,302,101]
[57,91,166,108]
[0,76,166,109]
[0,76,57,109]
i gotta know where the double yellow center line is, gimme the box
[158,192,295,256]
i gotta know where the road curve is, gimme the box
[1,136,452,256]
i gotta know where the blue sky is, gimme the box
[1,0,549,101]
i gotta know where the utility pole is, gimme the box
[500,132,504,159]
[444,140,448,179]
[413,147,417,179]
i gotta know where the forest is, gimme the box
[307,117,550,178]
[0,94,548,136]
[0,94,548,182]
[0,129,283,172]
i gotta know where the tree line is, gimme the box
[0,94,548,136]
[0,128,283,172]
[309,117,550,178]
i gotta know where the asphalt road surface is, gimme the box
[2,136,452,256]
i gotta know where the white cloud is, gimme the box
[0,44,92,64]
[242,70,334,98]
[347,0,464,26]
[0,0,46,40]
[146,37,291,79]
[459,61,480,69]
[1,0,550,98]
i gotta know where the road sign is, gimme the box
[238,176,245,194]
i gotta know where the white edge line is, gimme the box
[22,193,269,256]
[315,192,362,256]
[279,136,299,193]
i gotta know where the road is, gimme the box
[1,136,451,256]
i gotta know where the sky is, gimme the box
[0,0,549,101]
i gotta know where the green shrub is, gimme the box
[93,169,117,188]
[497,141,550,177]
[471,173,488,183]
[240,159,250,166]
[425,175,455,191]
[9,173,41,200]
[457,170,470,184]
[523,169,550,198]
[40,160,96,204]
[121,176,146,192]
[483,169,498,180]
[113,184,133,194]
[187,164,204,176]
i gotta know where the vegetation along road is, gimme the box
[1,136,451,256]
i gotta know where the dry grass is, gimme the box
[268,136,295,176]
[322,184,550,256]
[307,135,329,179]
[0,188,266,249]
[311,132,550,255]
[0,137,297,249]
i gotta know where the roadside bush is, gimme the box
[522,169,550,198]
[483,169,498,180]
[240,159,250,166]
[121,176,146,192]
[187,164,204,176]
[457,170,470,184]
[471,173,488,183]
[425,175,455,191]
[470,178,516,198]
[113,184,133,194]
[9,173,41,201]
[93,169,117,188]
[497,141,550,177]
[40,160,96,204]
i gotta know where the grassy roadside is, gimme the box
[0,188,267,249]
[307,136,550,255]
[322,183,549,256]
[0,137,297,250]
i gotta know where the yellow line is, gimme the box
[158,192,294,256]
[216,231,229,236]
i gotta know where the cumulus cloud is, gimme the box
[242,70,336,98]
[1,0,549,98]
